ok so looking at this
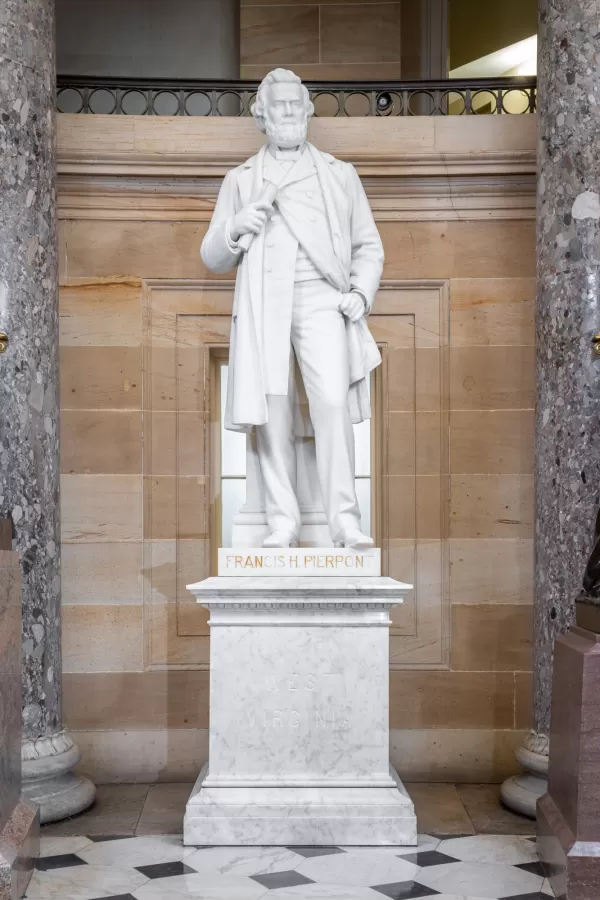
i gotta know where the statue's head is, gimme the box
[251,68,314,149]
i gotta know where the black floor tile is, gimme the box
[90,896,138,900]
[287,846,345,858]
[398,850,459,867]
[515,861,547,877]
[501,893,553,900]
[135,860,196,879]
[429,833,472,840]
[35,854,88,871]
[372,882,441,899]
[87,835,136,843]
[251,870,315,890]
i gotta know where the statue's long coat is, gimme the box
[201,142,384,432]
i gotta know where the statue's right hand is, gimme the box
[230,201,274,241]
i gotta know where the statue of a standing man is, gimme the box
[201,69,384,550]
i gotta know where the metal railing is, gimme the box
[56,75,536,117]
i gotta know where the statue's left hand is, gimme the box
[339,292,365,323]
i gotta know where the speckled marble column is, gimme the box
[0,0,94,823]
[502,0,600,819]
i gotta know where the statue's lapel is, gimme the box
[238,146,267,206]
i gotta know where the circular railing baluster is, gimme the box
[465,87,472,115]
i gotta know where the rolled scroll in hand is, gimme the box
[239,183,278,252]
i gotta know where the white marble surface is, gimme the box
[218,548,381,576]
[187,575,411,602]
[26,864,148,900]
[266,889,383,900]
[295,849,418,885]
[439,834,538,865]
[26,833,555,900]
[184,575,415,846]
[78,834,195,868]
[39,835,93,858]
[184,847,306,877]
[134,873,267,900]
[416,860,546,897]
[207,617,389,782]
[202,70,383,550]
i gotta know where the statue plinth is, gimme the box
[218,547,381,576]
[538,621,600,899]
[183,575,416,846]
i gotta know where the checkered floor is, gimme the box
[26,833,554,899]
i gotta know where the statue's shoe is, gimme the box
[337,530,375,550]
[263,531,299,549]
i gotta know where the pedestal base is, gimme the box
[185,763,416,846]
[0,801,38,900]
[184,575,416,847]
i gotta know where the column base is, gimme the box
[0,800,38,900]
[500,733,549,819]
[21,732,96,825]
[184,763,416,846]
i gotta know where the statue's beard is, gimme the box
[265,116,308,150]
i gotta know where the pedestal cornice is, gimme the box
[188,575,411,604]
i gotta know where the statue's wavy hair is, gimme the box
[250,68,314,134]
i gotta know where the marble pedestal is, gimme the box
[538,606,600,899]
[184,576,416,846]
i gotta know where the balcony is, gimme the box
[56,75,536,117]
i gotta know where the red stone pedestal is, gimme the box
[537,621,600,900]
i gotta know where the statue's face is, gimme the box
[264,81,309,149]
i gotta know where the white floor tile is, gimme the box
[39,836,93,858]
[30,831,555,900]
[423,896,489,900]
[296,850,418,887]
[132,873,269,900]
[339,834,441,856]
[26,864,149,900]
[396,833,442,854]
[416,860,544,898]
[266,887,385,899]
[185,846,305,877]
[417,896,489,900]
[439,834,538,865]
[78,834,194,867]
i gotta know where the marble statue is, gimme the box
[201,68,384,551]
